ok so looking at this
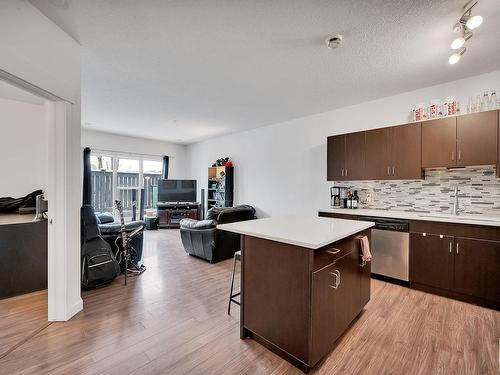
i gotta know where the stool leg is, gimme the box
[228,254,237,315]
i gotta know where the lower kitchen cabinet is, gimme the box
[321,212,500,310]
[453,237,500,302]
[409,223,500,309]
[242,229,371,372]
[410,233,454,290]
[311,248,369,365]
[311,262,341,365]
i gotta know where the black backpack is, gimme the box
[81,206,120,289]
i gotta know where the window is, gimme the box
[143,160,162,174]
[143,160,163,209]
[90,153,164,221]
[90,155,112,171]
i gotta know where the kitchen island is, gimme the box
[218,216,374,372]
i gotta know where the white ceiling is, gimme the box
[31,0,500,144]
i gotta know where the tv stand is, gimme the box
[157,202,201,229]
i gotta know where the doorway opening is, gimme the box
[0,71,78,359]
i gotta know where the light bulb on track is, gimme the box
[451,37,466,50]
[449,47,466,65]
[466,15,483,29]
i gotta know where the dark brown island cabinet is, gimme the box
[328,109,499,181]
[239,229,371,373]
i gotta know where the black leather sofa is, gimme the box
[179,205,256,263]
[94,211,146,265]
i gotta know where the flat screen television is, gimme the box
[158,179,197,203]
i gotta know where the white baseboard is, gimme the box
[68,298,84,319]
[48,297,83,322]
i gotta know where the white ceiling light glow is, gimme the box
[449,47,466,64]
[451,37,465,50]
[466,15,483,29]
[448,1,483,65]
[451,31,472,50]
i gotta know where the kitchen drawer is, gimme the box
[313,229,369,271]
[410,220,500,241]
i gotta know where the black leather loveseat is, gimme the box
[179,205,256,263]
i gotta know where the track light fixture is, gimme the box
[448,1,483,65]
[449,47,466,65]
[451,32,472,50]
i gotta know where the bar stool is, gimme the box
[227,250,241,315]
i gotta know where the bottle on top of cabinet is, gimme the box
[481,91,489,111]
[489,89,497,110]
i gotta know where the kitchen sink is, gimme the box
[418,214,500,223]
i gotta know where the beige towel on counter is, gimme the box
[360,236,372,262]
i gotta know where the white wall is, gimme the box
[0,97,46,197]
[0,1,80,103]
[81,129,188,178]
[0,1,82,321]
[187,70,500,218]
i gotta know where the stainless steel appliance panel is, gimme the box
[371,228,409,281]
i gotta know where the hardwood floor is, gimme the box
[0,290,48,358]
[0,229,498,374]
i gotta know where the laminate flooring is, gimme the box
[0,229,498,374]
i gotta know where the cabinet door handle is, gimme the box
[449,242,452,253]
[451,151,455,161]
[387,167,390,176]
[392,167,395,176]
[329,271,340,289]
[456,243,459,254]
[341,169,344,177]
[345,169,348,177]
[326,248,341,255]
[458,151,461,161]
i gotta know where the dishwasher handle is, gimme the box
[361,216,410,232]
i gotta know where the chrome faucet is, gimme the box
[452,186,461,216]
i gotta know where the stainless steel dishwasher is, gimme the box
[362,216,410,282]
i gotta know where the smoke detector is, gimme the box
[325,34,343,49]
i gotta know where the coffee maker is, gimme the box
[330,186,349,208]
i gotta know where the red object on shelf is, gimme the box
[225,160,233,167]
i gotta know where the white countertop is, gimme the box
[217,216,374,249]
[0,214,39,225]
[318,208,500,227]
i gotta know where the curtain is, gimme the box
[162,155,169,179]
[82,147,92,205]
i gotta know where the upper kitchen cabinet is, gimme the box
[345,132,366,180]
[391,123,422,179]
[365,127,392,180]
[422,110,498,169]
[456,110,498,166]
[365,123,422,180]
[328,109,498,181]
[422,117,457,168]
[327,135,345,181]
[327,132,365,181]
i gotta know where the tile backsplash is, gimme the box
[335,166,500,216]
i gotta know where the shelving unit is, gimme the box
[207,165,234,210]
